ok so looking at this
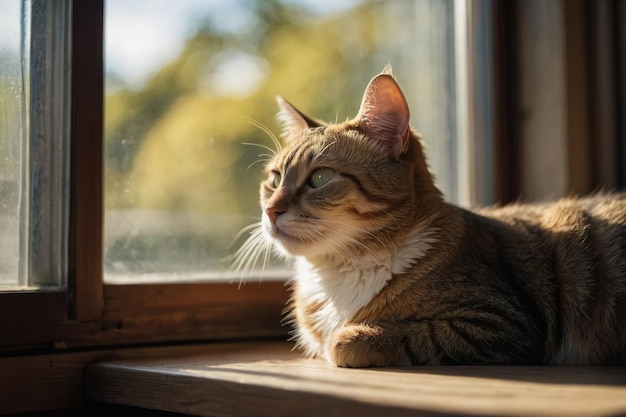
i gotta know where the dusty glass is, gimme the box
[0,0,27,288]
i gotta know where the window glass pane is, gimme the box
[0,0,70,291]
[0,0,27,288]
[104,0,458,283]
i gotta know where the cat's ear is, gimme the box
[355,72,411,159]
[276,96,324,140]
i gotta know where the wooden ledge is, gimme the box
[84,341,626,417]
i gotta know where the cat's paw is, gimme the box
[325,324,403,368]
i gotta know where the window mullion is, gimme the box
[69,0,105,320]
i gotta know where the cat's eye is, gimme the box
[269,171,281,188]
[309,168,335,188]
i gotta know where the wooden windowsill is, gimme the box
[85,341,626,417]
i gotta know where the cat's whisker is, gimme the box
[242,142,278,156]
[260,238,273,274]
[247,119,282,153]
[227,221,263,250]
[230,226,266,277]
[247,157,272,172]
[237,240,265,288]
[232,238,259,275]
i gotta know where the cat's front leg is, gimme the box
[325,324,412,368]
[325,317,541,367]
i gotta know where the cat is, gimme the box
[235,67,626,367]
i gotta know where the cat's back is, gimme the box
[476,193,626,264]
[477,193,625,224]
[473,193,626,364]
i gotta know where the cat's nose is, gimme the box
[265,206,286,224]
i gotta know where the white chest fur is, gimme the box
[292,224,438,357]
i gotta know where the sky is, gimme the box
[0,1,23,54]
[105,0,214,86]
[105,0,363,87]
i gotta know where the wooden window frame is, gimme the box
[1,0,287,353]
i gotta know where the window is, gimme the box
[103,0,467,283]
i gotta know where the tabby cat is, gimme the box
[235,68,626,367]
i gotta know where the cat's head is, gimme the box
[260,69,441,262]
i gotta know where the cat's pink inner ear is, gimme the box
[356,74,410,158]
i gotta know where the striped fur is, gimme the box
[240,69,626,367]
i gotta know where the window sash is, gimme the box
[68,0,104,321]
